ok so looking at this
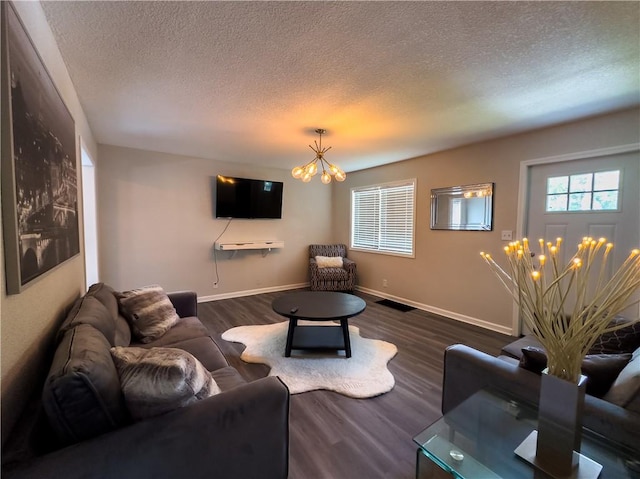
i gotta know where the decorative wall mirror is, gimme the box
[430,182,494,231]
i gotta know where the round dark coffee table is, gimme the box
[272,291,366,358]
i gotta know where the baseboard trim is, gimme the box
[199,284,513,335]
[356,286,514,336]
[198,282,309,303]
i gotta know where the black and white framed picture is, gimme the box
[1,2,79,294]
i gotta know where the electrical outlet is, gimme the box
[501,230,513,241]
[382,279,388,287]
[213,282,219,289]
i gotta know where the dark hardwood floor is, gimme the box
[198,290,512,479]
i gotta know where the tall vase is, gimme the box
[536,372,586,477]
[515,371,602,479]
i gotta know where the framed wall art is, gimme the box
[1,2,79,294]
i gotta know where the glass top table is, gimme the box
[413,389,640,479]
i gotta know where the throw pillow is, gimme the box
[315,256,343,268]
[518,346,548,373]
[588,316,640,355]
[110,346,220,420]
[604,347,640,410]
[116,285,179,343]
[518,346,632,397]
[581,353,633,397]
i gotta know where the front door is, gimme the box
[526,151,639,267]
[525,150,640,325]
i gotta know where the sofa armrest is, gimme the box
[442,344,541,415]
[342,257,356,274]
[309,258,319,274]
[167,291,197,318]
[4,377,290,479]
[443,344,640,453]
[583,393,640,454]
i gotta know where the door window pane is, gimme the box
[547,176,568,194]
[593,191,619,210]
[568,192,592,211]
[547,194,568,212]
[569,173,593,193]
[546,170,619,212]
[594,170,620,191]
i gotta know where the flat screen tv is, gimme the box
[215,175,283,219]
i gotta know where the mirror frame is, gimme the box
[430,182,494,231]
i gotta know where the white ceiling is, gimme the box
[41,1,640,173]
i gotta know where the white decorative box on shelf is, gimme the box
[214,240,284,257]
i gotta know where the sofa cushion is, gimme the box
[116,285,179,343]
[87,283,118,314]
[113,314,133,347]
[57,296,116,346]
[604,347,640,412]
[135,316,210,347]
[210,366,248,391]
[316,267,349,280]
[156,336,229,371]
[87,282,131,346]
[500,335,543,359]
[518,346,632,397]
[42,324,129,445]
[588,317,640,355]
[110,347,221,420]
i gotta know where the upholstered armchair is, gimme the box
[309,244,357,292]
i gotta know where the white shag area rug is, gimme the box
[221,321,398,398]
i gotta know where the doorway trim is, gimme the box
[81,141,98,290]
[513,142,640,335]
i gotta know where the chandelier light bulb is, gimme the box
[335,170,346,182]
[291,166,304,179]
[321,172,331,184]
[308,162,318,176]
[302,172,312,182]
[329,164,339,175]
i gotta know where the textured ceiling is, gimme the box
[41,1,640,173]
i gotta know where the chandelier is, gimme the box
[291,129,346,184]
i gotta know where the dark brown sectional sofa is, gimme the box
[2,283,290,479]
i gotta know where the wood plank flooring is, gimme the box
[198,290,512,479]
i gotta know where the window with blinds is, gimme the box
[351,179,416,257]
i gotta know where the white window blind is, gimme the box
[351,180,415,256]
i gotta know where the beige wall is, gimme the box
[333,108,640,334]
[97,145,333,296]
[1,2,97,444]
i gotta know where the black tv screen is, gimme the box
[215,175,283,219]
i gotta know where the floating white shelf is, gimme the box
[214,240,284,257]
